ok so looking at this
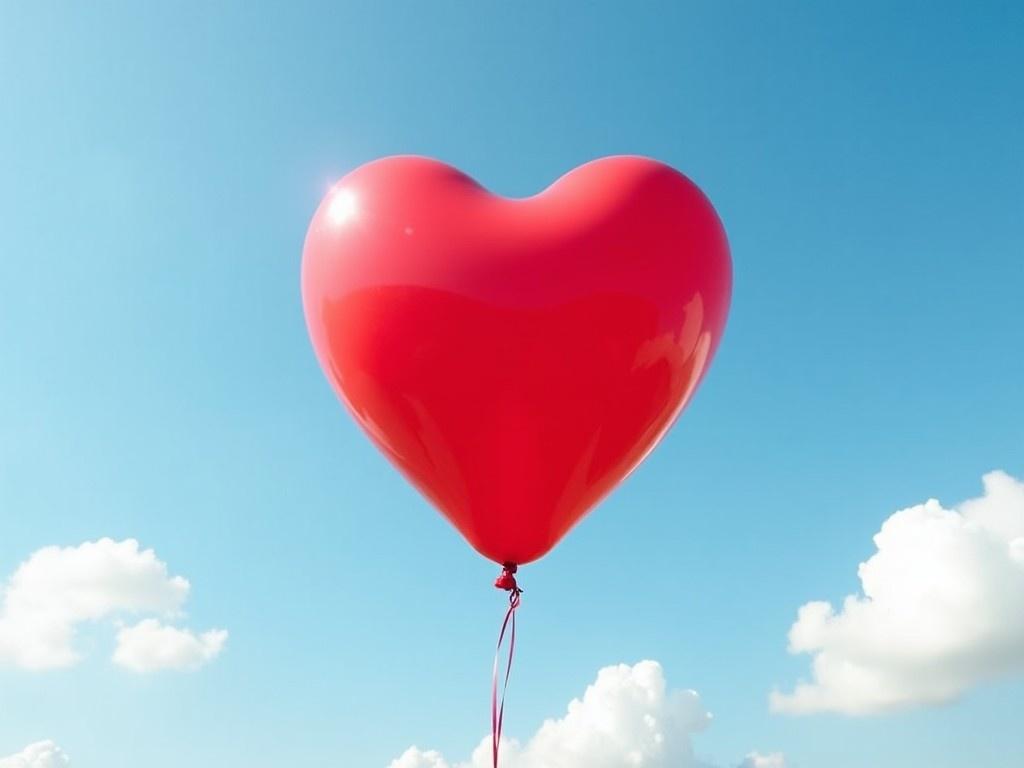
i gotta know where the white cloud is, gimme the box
[738,752,786,768]
[113,618,227,672]
[389,660,784,768]
[772,470,1024,715]
[0,741,69,768]
[0,538,225,672]
[390,749,451,768]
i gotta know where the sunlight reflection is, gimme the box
[326,187,359,226]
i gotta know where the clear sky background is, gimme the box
[1,2,1022,767]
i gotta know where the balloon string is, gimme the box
[492,565,522,768]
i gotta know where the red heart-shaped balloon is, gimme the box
[302,156,731,566]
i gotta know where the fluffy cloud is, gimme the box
[389,661,779,768]
[738,753,786,768]
[0,741,69,768]
[113,618,227,672]
[390,750,450,768]
[772,470,1024,715]
[0,538,226,671]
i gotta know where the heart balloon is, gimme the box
[302,156,731,566]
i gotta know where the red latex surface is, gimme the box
[302,156,731,565]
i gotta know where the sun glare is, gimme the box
[326,188,359,226]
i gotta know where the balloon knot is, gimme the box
[494,563,521,596]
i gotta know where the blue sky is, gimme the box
[1,2,1022,767]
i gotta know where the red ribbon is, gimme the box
[492,565,522,768]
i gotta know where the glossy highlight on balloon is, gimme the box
[302,155,731,566]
